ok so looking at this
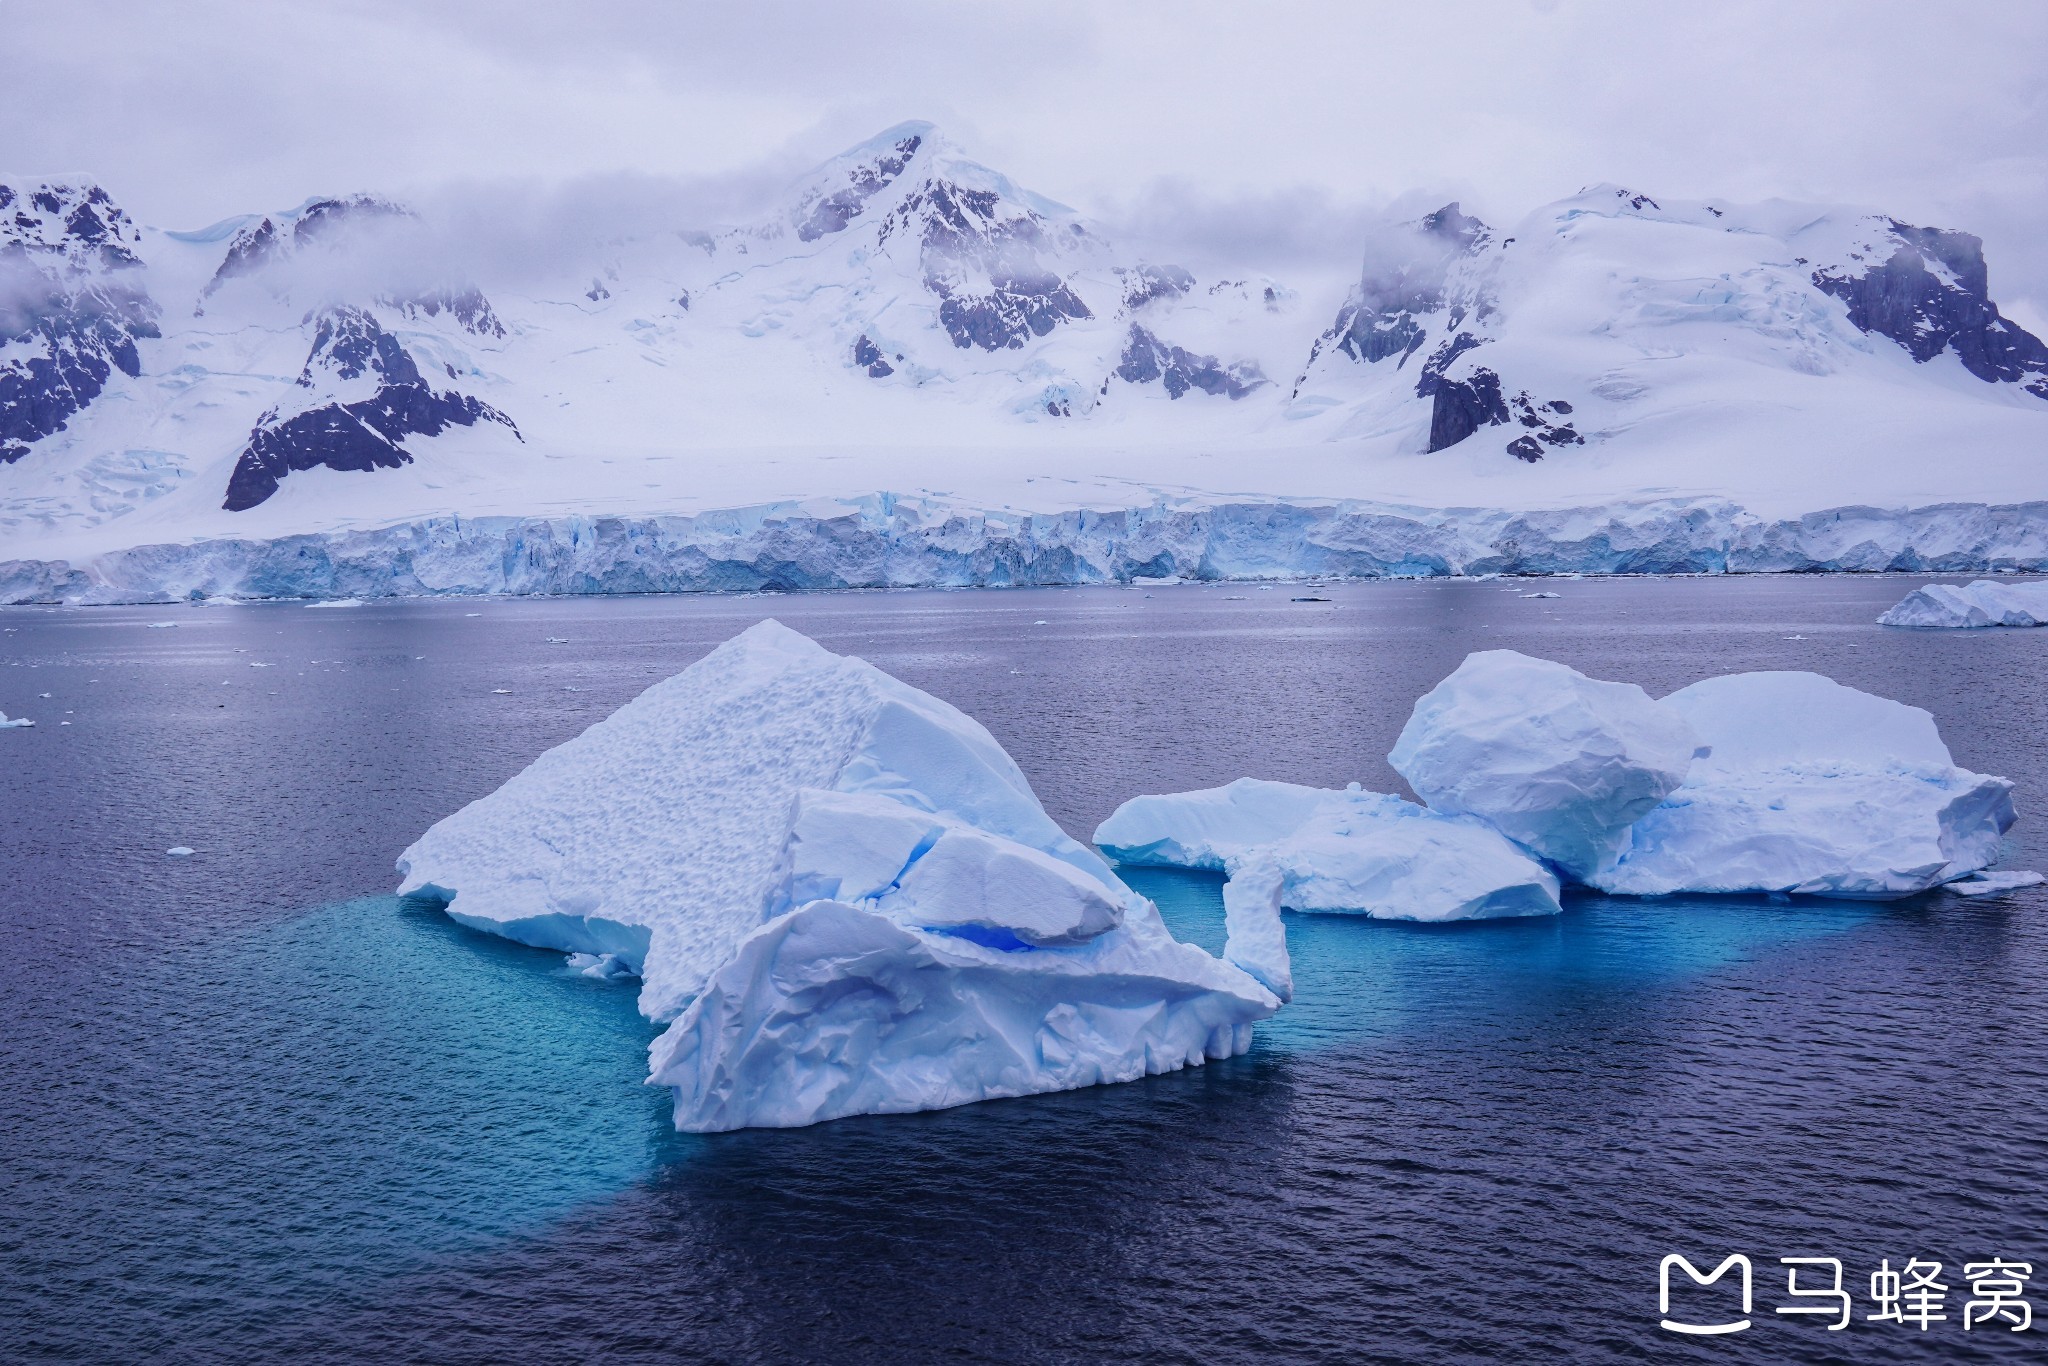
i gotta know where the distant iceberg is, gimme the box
[1095,777,1560,924]
[1879,578,2048,628]
[398,620,1278,1132]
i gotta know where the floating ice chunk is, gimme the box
[1590,672,2017,898]
[1,712,33,728]
[1879,579,2048,629]
[1522,591,1561,599]
[1947,870,2044,897]
[566,951,635,979]
[399,619,1278,1130]
[146,621,178,628]
[166,846,194,856]
[1388,651,1701,879]
[649,897,1268,1132]
[1096,777,1561,924]
[303,598,363,608]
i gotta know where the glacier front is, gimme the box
[397,619,1279,1131]
[1879,578,2048,628]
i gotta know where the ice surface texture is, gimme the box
[1589,672,2015,898]
[398,620,1278,1131]
[1095,778,1560,924]
[1879,578,2048,628]
[1389,651,1701,881]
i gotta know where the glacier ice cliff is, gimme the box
[397,620,1279,1131]
[1879,577,2048,628]
[7,494,2048,605]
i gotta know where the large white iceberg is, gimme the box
[1095,777,1562,924]
[1590,671,2016,898]
[398,620,1279,1131]
[1879,578,2048,628]
[1387,650,1702,879]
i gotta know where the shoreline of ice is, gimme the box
[4,492,2047,605]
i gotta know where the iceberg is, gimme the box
[399,620,1278,1131]
[1095,777,1561,924]
[1388,650,1701,879]
[1,711,33,728]
[1590,672,2016,898]
[1879,578,2048,628]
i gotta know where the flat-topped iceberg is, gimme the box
[1095,777,1562,923]
[1879,578,2048,628]
[1589,671,2016,898]
[399,620,1279,1131]
[1388,650,1701,880]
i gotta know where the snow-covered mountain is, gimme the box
[2,124,2045,589]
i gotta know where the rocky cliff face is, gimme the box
[0,181,160,464]
[223,305,517,511]
[1813,220,2048,399]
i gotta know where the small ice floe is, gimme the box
[146,621,179,629]
[464,613,482,618]
[1291,596,1330,603]
[1032,620,1048,625]
[1784,634,1806,641]
[166,847,194,857]
[1222,595,1247,601]
[37,692,50,698]
[248,662,272,668]
[566,951,636,980]
[564,686,584,692]
[1522,591,1561,599]
[0,712,32,728]
[490,688,512,694]
[304,599,364,609]
[1946,871,2045,898]
[545,637,570,644]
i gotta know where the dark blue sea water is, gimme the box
[3,576,2045,1362]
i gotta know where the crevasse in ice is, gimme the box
[398,620,1280,1132]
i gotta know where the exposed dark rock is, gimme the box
[878,178,1094,351]
[585,278,610,302]
[222,306,517,510]
[1301,203,1491,385]
[1506,436,1544,462]
[0,181,160,465]
[202,195,408,304]
[1116,325,1264,400]
[1814,220,2048,399]
[1507,391,1583,451]
[1117,264,1194,311]
[382,286,505,339]
[793,132,922,241]
[676,289,690,312]
[852,334,894,377]
[1424,369,1508,452]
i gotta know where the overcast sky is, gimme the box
[5,0,2044,310]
